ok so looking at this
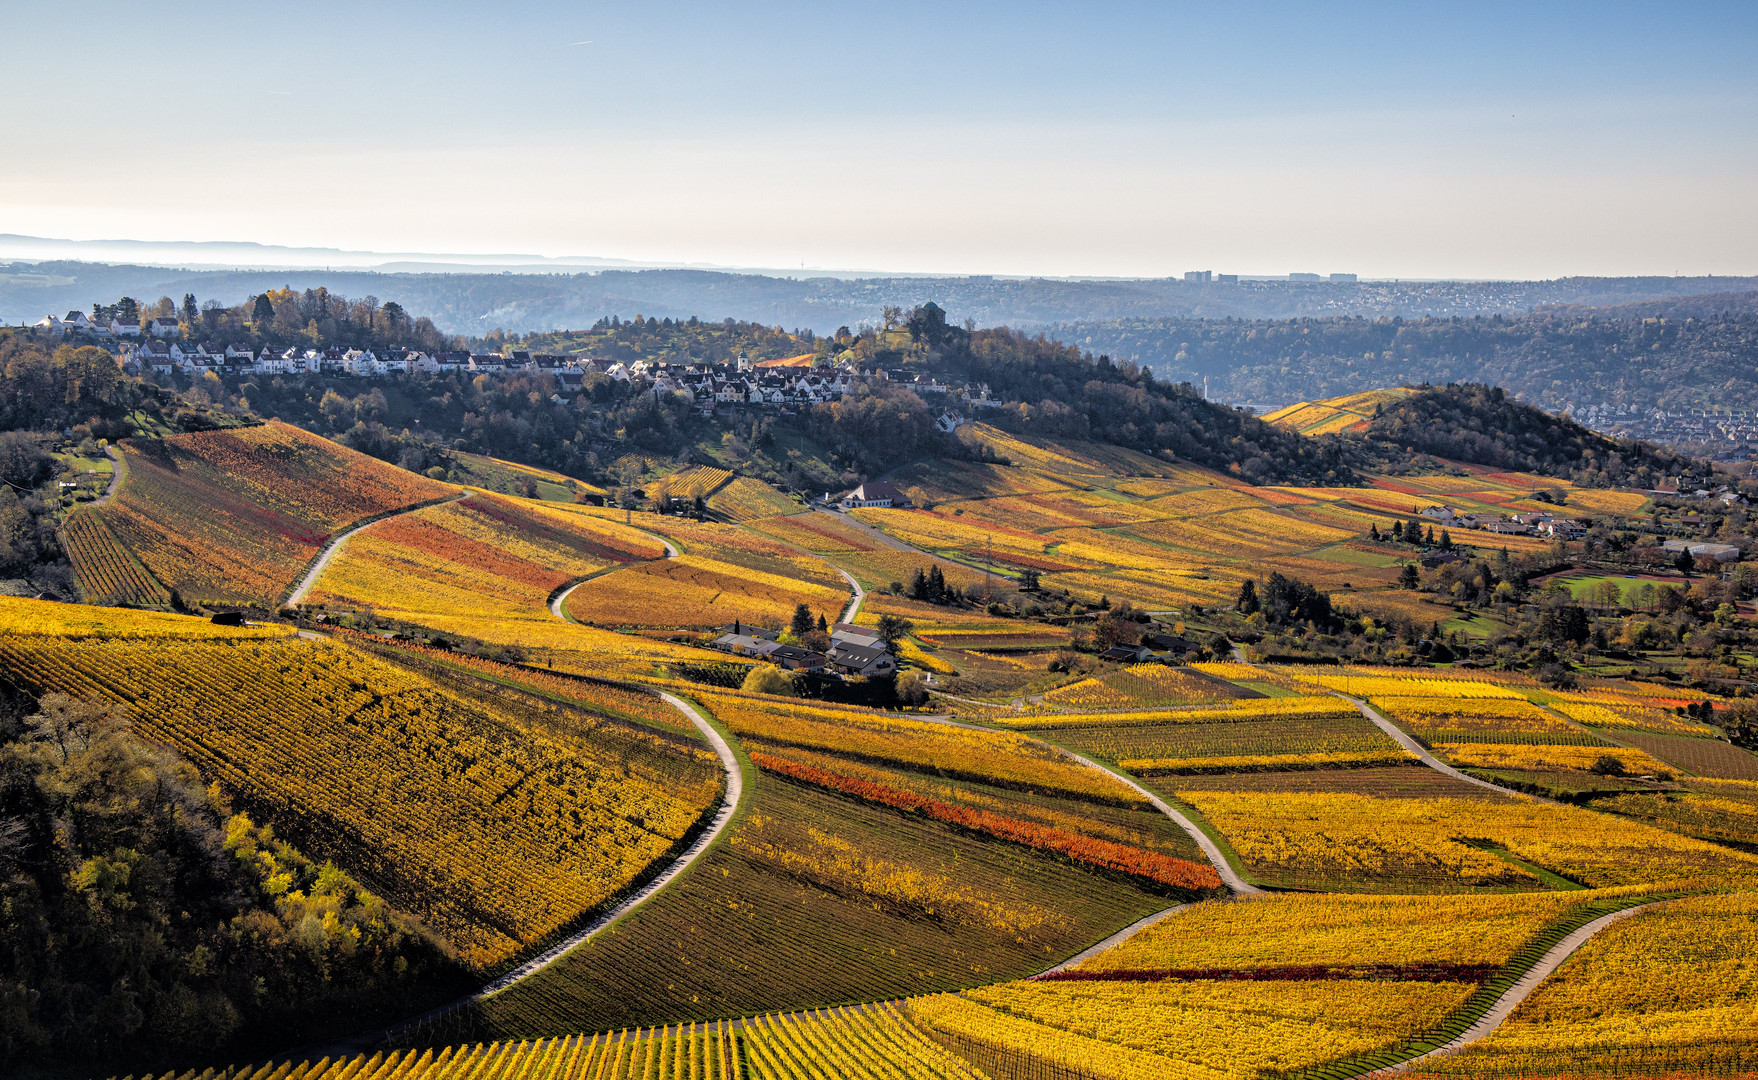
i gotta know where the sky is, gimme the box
[3,0,1756,279]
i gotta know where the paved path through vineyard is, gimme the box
[339,690,743,1055]
[1352,899,1670,1077]
[549,524,677,620]
[1337,693,1557,803]
[286,490,471,606]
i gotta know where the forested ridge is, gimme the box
[1356,384,1704,488]
[1049,311,1758,411]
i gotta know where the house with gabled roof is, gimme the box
[842,481,911,509]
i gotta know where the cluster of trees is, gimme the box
[1358,384,1700,489]
[1229,538,1758,692]
[75,289,451,355]
[0,693,460,1073]
[1237,574,1337,630]
[904,565,954,604]
[1046,311,1758,415]
[0,336,140,433]
[513,315,812,367]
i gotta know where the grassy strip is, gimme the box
[1270,892,1687,1080]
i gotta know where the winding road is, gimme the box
[285,491,470,606]
[351,690,744,1054]
[467,693,741,1000]
[1353,899,1669,1078]
[548,524,678,621]
[1338,693,1556,803]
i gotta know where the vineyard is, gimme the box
[0,594,294,640]
[647,465,733,502]
[472,769,1171,1037]
[62,504,169,605]
[1412,892,1758,1076]
[1180,791,1758,891]
[21,413,1758,1079]
[706,477,800,520]
[99,421,454,604]
[1037,713,1409,773]
[564,554,848,629]
[1081,891,1587,971]
[346,636,700,735]
[702,692,1143,804]
[120,1004,981,1080]
[306,492,662,626]
[1037,664,1247,710]
[910,977,1474,1080]
[0,634,720,969]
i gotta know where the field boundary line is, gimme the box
[1033,904,1190,976]
[283,490,470,606]
[1352,899,1670,1078]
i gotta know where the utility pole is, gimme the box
[985,533,994,602]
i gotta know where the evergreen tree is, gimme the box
[1236,578,1260,615]
[927,565,946,602]
[790,603,814,638]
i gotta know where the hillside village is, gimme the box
[33,308,1001,419]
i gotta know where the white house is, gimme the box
[148,317,181,338]
[136,340,176,372]
[842,481,911,509]
[63,311,92,332]
[35,315,63,334]
[111,318,141,337]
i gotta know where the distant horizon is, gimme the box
[6,3,1754,280]
[4,233,1756,285]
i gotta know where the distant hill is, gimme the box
[1043,307,1758,415]
[1262,389,1418,436]
[7,257,1758,335]
[1277,383,1706,489]
[1537,289,1758,321]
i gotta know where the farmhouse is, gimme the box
[827,641,896,677]
[842,481,912,509]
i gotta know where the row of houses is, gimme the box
[1418,504,1588,539]
[110,340,1001,421]
[36,310,179,338]
[710,621,898,678]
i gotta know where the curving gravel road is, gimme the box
[285,491,469,606]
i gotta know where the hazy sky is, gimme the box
[4,1,1755,278]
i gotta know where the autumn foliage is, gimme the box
[751,751,1221,895]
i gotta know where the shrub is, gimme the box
[742,664,796,696]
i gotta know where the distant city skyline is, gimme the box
[4,1,1754,279]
